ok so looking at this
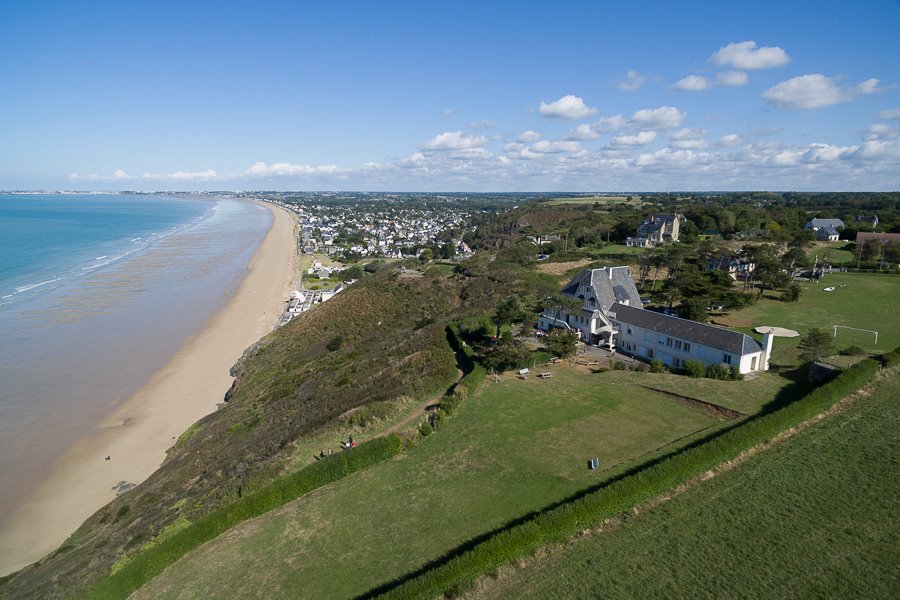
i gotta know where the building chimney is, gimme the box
[762,332,774,371]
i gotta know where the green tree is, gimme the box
[543,330,578,358]
[797,328,833,362]
[493,296,528,337]
[482,335,529,372]
[341,265,364,281]
[418,248,434,263]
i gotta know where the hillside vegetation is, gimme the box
[0,267,481,599]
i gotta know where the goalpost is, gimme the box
[832,324,878,346]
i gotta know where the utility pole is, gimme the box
[856,240,864,270]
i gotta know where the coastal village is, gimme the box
[250,193,476,326]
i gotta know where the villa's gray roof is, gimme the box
[610,303,763,356]
[562,267,642,312]
[805,218,845,230]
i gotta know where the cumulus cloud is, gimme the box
[244,162,339,177]
[669,128,708,149]
[566,115,628,140]
[762,74,880,109]
[69,168,220,182]
[419,130,488,150]
[716,71,748,86]
[630,106,686,129]
[717,133,742,146]
[441,108,456,116]
[618,70,648,92]
[673,75,710,91]
[538,94,598,119]
[517,130,542,142]
[611,131,657,147]
[710,41,790,70]
[529,140,582,153]
[879,108,900,120]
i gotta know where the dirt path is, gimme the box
[377,368,463,437]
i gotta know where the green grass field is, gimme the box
[465,371,900,600]
[132,365,748,600]
[725,272,900,364]
[807,241,856,265]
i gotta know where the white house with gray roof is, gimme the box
[609,303,772,374]
[539,266,773,374]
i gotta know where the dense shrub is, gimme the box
[839,345,867,356]
[650,358,665,373]
[729,366,744,380]
[705,363,731,380]
[375,358,885,600]
[326,336,343,352]
[684,359,706,378]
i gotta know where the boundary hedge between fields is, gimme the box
[368,351,896,599]
[89,434,405,600]
[443,325,486,412]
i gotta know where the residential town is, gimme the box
[249,192,475,262]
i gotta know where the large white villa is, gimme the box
[538,267,774,374]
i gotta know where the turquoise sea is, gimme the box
[0,193,271,523]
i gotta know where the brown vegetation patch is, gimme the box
[535,258,593,276]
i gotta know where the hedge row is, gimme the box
[374,354,891,599]
[90,434,405,600]
[444,324,487,411]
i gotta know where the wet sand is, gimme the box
[0,201,298,575]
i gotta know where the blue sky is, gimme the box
[1,0,899,191]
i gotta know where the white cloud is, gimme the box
[244,162,339,177]
[70,168,220,182]
[717,133,742,146]
[468,119,496,129]
[517,130,542,142]
[710,41,790,70]
[529,140,582,153]
[538,94,598,119]
[673,75,710,91]
[618,70,647,92]
[762,74,873,109]
[716,71,748,86]
[611,131,657,146]
[567,124,601,141]
[419,130,488,150]
[857,78,881,94]
[441,108,455,116]
[669,128,708,149]
[630,106,686,129]
[878,108,900,120]
[864,124,899,141]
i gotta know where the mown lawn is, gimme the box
[807,241,856,265]
[465,372,900,600]
[133,365,735,600]
[725,272,900,364]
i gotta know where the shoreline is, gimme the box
[0,200,299,576]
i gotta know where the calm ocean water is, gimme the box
[0,193,271,520]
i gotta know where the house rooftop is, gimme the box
[609,303,763,355]
[562,267,642,312]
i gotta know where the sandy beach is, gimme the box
[0,200,298,575]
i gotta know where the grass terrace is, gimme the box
[131,364,752,600]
